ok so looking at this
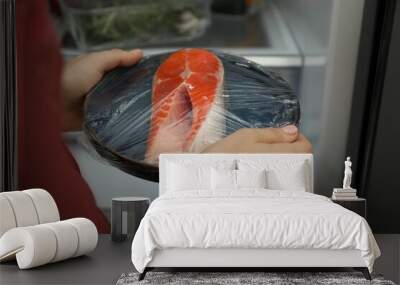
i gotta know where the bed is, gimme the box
[131,154,380,280]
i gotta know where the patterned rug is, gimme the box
[116,271,396,285]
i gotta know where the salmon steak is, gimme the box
[145,49,225,163]
[84,48,300,181]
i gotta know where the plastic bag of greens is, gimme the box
[60,0,211,50]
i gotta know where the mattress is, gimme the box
[131,190,380,273]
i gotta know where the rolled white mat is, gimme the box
[0,226,57,269]
[65,218,98,257]
[23,189,60,224]
[0,196,17,237]
[0,192,39,227]
[0,218,98,269]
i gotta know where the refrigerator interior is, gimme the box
[61,0,365,213]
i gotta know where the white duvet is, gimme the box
[131,190,380,273]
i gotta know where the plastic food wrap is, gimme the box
[84,48,300,181]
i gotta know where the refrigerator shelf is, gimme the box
[61,2,302,67]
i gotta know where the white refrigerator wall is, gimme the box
[274,0,333,144]
[65,133,159,211]
[276,0,365,196]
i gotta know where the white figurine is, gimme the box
[342,157,352,189]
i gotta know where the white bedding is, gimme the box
[131,190,380,273]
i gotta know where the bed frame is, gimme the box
[139,154,371,280]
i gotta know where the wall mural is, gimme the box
[11,1,319,233]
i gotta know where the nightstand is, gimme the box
[111,197,150,242]
[331,198,366,218]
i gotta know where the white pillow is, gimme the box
[211,168,237,190]
[236,169,267,189]
[266,164,307,191]
[167,163,211,191]
[238,159,309,191]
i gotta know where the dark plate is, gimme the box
[84,50,300,182]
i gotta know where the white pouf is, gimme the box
[0,218,98,269]
[0,189,98,269]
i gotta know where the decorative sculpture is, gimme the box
[342,157,353,189]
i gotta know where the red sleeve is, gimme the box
[17,0,110,233]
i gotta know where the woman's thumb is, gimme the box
[254,125,299,144]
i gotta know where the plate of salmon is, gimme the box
[84,48,300,181]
